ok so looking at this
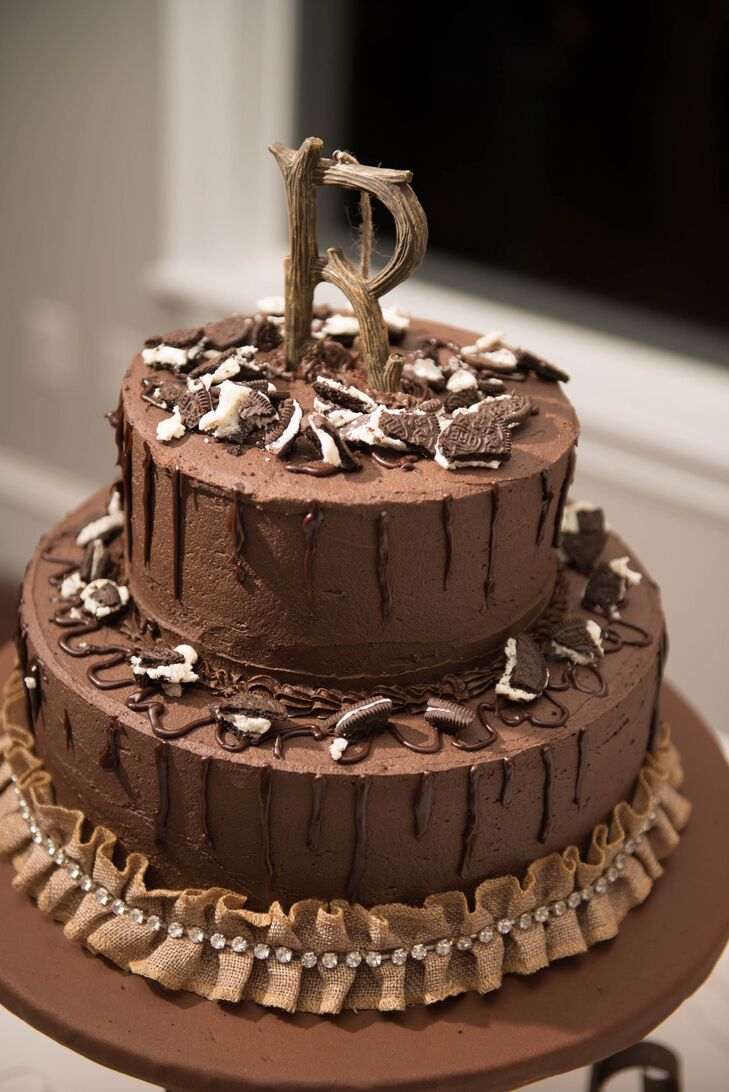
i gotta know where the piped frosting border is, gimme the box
[0,671,690,1014]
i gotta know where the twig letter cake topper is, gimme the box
[269,137,428,390]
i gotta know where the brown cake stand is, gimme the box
[0,644,727,1092]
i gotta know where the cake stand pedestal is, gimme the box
[0,646,727,1091]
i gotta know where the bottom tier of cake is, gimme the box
[0,670,689,1012]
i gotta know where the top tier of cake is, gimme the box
[117,313,578,692]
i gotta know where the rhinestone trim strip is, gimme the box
[10,777,660,971]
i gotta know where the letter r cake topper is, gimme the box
[269,137,428,391]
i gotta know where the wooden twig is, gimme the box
[269,138,428,389]
[382,353,405,393]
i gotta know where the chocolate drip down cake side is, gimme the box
[3,138,689,1014]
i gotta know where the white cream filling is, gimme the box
[156,405,186,443]
[225,713,271,737]
[552,619,604,665]
[382,304,410,334]
[24,675,36,690]
[76,491,124,547]
[329,738,349,762]
[80,580,129,619]
[61,571,85,599]
[141,340,205,370]
[312,423,342,467]
[404,357,444,386]
[256,295,285,315]
[461,332,505,354]
[130,643,198,697]
[266,399,302,455]
[435,451,501,471]
[609,557,642,587]
[313,398,361,429]
[446,368,478,392]
[321,313,360,339]
[345,406,407,450]
[198,380,252,439]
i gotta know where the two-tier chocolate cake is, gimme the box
[0,139,689,1013]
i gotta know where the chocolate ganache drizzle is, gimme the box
[441,494,454,590]
[258,764,274,898]
[552,447,576,548]
[347,775,371,903]
[376,511,393,622]
[307,773,327,852]
[536,469,553,546]
[414,770,434,839]
[484,487,500,602]
[538,745,555,843]
[302,504,323,605]
[122,421,133,560]
[171,468,185,600]
[142,441,155,565]
[228,488,247,585]
[459,764,483,878]
[154,741,170,845]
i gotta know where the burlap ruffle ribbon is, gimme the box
[0,671,690,1013]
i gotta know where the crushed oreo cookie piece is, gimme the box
[306,413,359,471]
[342,405,404,451]
[461,347,518,374]
[489,392,537,427]
[265,398,302,457]
[327,696,393,740]
[402,356,446,389]
[378,408,441,456]
[162,326,204,350]
[444,389,482,413]
[80,578,129,619]
[460,332,505,355]
[582,564,624,617]
[210,692,287,741]
[582,558,640,618]
[561,502,607,572]
[130,643,198,696]
[177,384,214,429]
[313,375,376,415]
[435,410,512,470]
[238,388,277,429]
[424,698,475,734]
[514,347,570,383]
[79,539,111,584]
[203,315,254,351]
[76,491,124,547]
[252,317,282,351]
[153,377,187,408]
[496,635,549,703]
[197,380,268,441]
[478,377,507,395]
[446,368,478,393]
[141,331,205,372]
[551,618,604,664]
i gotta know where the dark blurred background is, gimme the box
[303,0,729,339]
